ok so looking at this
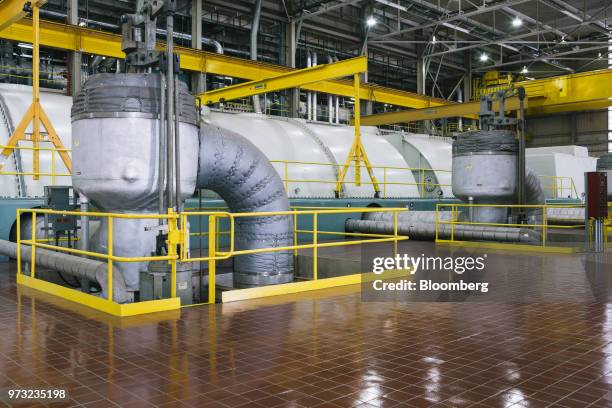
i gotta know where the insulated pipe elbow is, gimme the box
[196,123,294,287]
[525,167,546,222]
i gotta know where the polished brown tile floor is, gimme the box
[0,245,611,408]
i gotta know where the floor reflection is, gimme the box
[0,244,610,407]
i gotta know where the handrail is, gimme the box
[181,206,407,303]
[17,208,181,307]
[434,203,586,248]
[269,159,451,197]
[16,206,408,309]
[537,175,579,199]
[0,144,72,184]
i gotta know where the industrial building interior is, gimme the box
[0,0,611,406]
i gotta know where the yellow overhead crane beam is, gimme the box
[357,96,525,126]
[0,0,46,31]
[360,68,612,126]
[0,18,451,109]
[519,68,612,116]
[199,56,367,105]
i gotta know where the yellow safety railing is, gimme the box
[16,208,180,308]
[180,207,408,304]
[269,159,451,197]
[434,203,585,249]
[0,144,71,184]
[538,175,579,199]
[16,206,407,313]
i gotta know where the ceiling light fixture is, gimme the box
[521,66,528,74]
[479,53,489,62]
[366,16,377,27]
[512,17,523,27]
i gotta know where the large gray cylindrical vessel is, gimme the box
[71,73,199,290]
[452,130,518,223]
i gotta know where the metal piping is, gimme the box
[174,75,182,215]
[251,0,263,114]
[351,210,540,243]
[79,194,90,291]
[333,56,340,123]
[0,239,129,303]
[202,38,224,54]
[311,52,317,121]
[166,11,175,210]
[158,74,166,218]
[306,50,312,120]
[196,123,293,288]
[346,218,541,243]
[327,55,334,124]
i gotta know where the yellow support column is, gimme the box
[334,74,381,197]
[32,3,40,179]
[0,1,72,180]
[30,212,36,278]
[208,216,216,304]
[107,216,113,302]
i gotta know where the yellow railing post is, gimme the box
[208,215,216,304]
[107,216,113,302]
[293,211,298,256]
[435,205,439,242]
[393,210,398,256]
[542,205,547,247]
[313,213,318,281]
[383,167,387,198]
[51,150,55,185]
[451,205,455,242]
[420,169,425,197]
[30,211,36,278]
[167,209,177,299]
[16,210,21,276]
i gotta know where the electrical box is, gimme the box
[585,172,608,219]
[43,185,77,233]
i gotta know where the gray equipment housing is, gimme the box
[140,260,193,305]
[71,73,199,291]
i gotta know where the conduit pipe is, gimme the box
[251,0,263,114]
[311,52,317,121]
[346,219,540,243]
[196,123,294,287]
[333,56,340,124]
[327,55,334,124]
[0,239,129,303]
[353,211,541,243]
[306,51,312,120]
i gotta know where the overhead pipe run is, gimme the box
[333,56,340,124]
[311,52,317,121]
[251,0,263,114]
[327,55,334,124]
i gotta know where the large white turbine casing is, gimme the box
[526,146,597,198]
[205,110,420,198]
[0,84,72,198]
[380,131,453,197]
